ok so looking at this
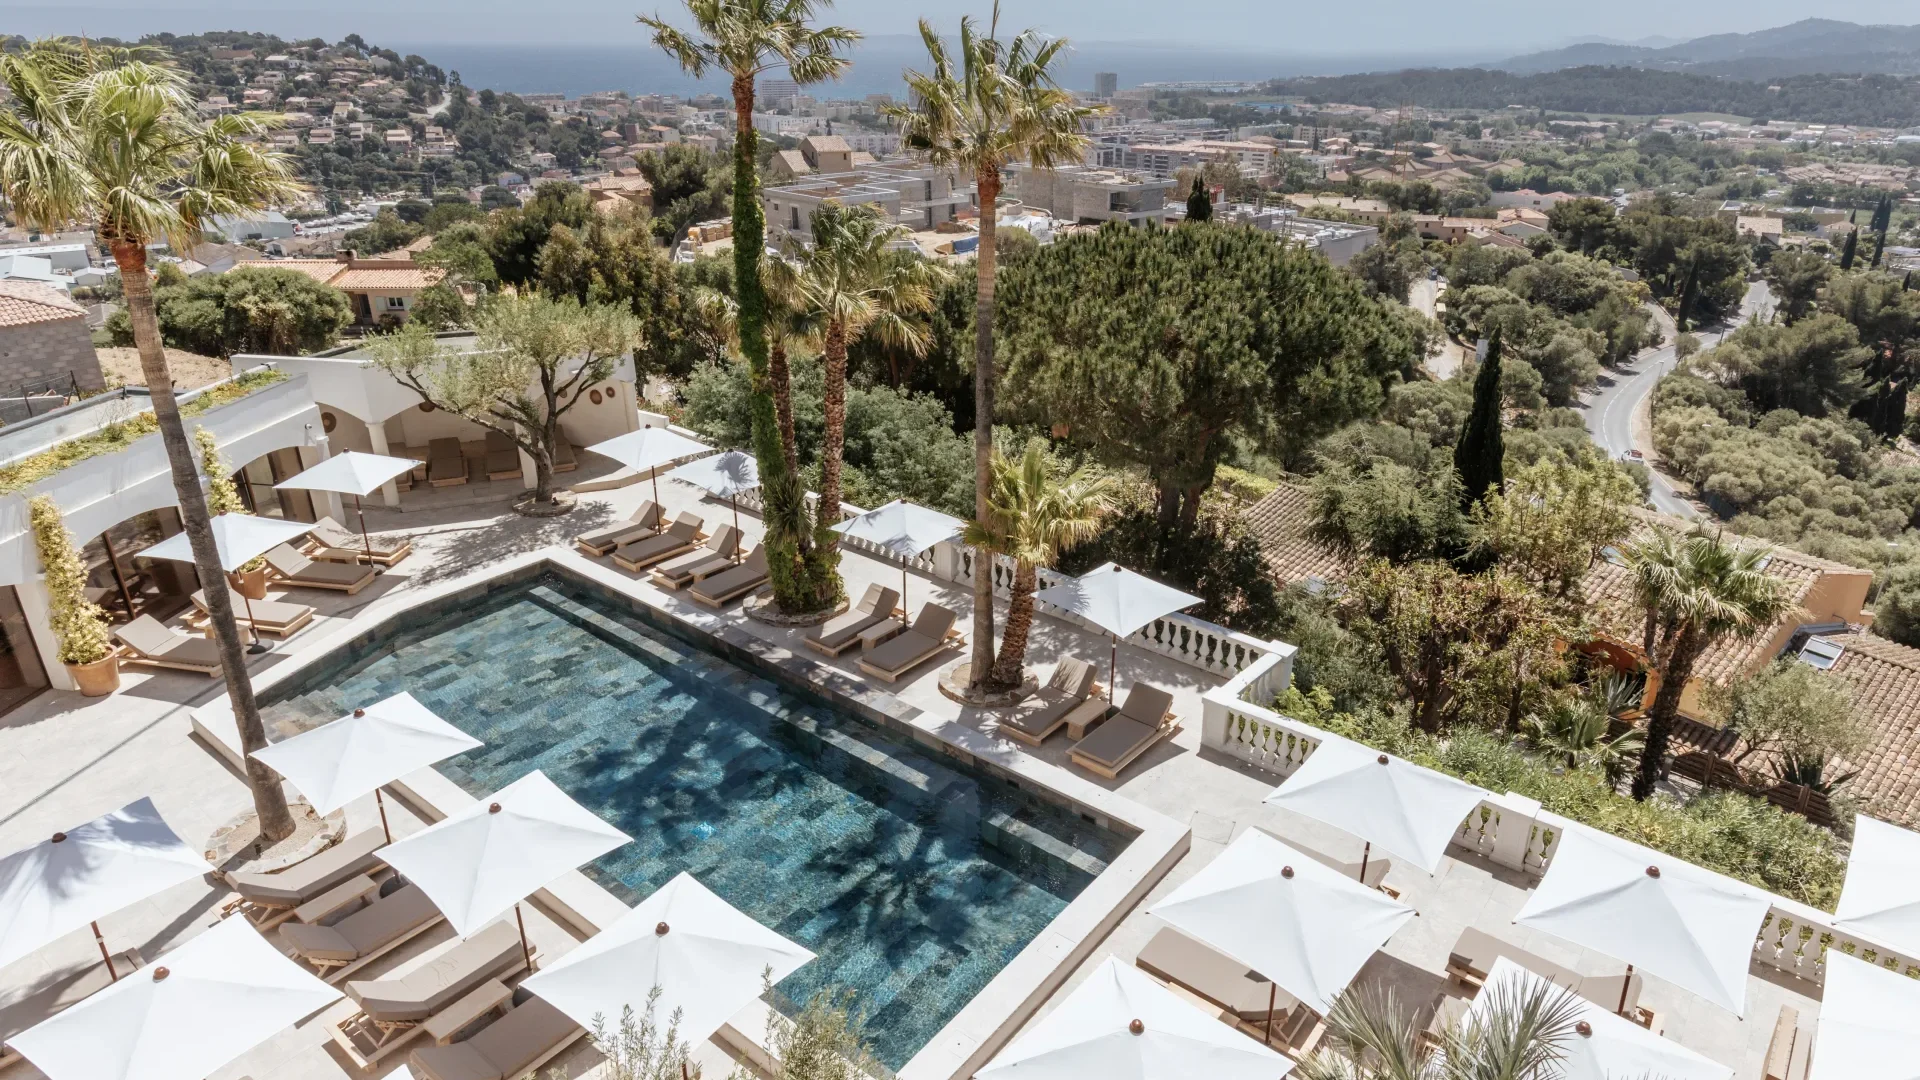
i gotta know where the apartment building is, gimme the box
[764,136,972,243]
[1004,165,1176,227]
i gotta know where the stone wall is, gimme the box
[0,315,104,392]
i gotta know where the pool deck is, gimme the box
[0,477,1820,1079]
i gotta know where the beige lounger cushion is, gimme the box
[861,604,956,675]
[427,438,467,485]
[310,518,412,564]
[1115,683,1175,726]
[806,584,900,652]
[113,615,223,672]
[229,830,386,906]
[1071,715,1159,769]
[689,547,769,605]
[612,515,700,568]
[192,589,315,634]
[999,659,1097,742]
[575,501,662,551]
[283,883,439,963]
[266,545,375,590]
[653,524,741,584]
[1136,926,1290,1019]
[484,431,520,478]
[350,920,525,1024]
[409,995,582,1080]
[552,434,577,472]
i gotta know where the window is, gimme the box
[1798,636,1844,670]
[384,295,408,310]
[790,206,800,230]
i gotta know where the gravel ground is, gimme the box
[95,346,231,391]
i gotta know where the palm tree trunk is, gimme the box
[113,240,293,842]
[770,340,799,476]
[818,319,848,533]
[968,166,1002,689]
[1633,637,1701,800]
[992,562,1036,687]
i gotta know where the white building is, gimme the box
[208,212,296,242]
[0,243,91,273]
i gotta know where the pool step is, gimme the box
[984,811,1110,883]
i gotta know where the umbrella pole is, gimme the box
[356,493,381,575]
[1360,841,1370,883]
[1109,635,1118,702]
[515,902,534,972]
[732,494,740,535]
[901,559,910,625]
[244,594,269,654]
[1263,982,1276,1046]
[374,788,393,844]
[651,470,660,507]
[1618,963,1633,1016]
[92,921,118,981]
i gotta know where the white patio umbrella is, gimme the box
[1262,735,1488,878]
[832,499,964,624]
[1033,562,1201,701]
[1807,951,1920,1080]
[274,450,421,571]
[667,450,760,534]
[584,427,710,506]
[249,691,482,843]
[976,956,1294,1080]
[1468,957,1731,1080]
[380,770,631,970]
[1832,814,1920,959]
[1513,824,1772,1017]
[3,916,341,1080]
[1146,829,1414,1027]
[138,513,317,654]
[523,872,814,1047]
[0,797,209,981]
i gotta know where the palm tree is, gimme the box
[1295,980,1582,1080]
[0,40,303,840]
[1624,530,1794,801]
[766,204,950,533]
[1523,674,1646,787]
[690,283,813,476]
[641,0,858,614]
[889,4,1095,691]
[965,440,1113,688]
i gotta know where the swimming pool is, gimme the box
[257,574,1131,1069]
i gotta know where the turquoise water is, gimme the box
[257,575,1128,1069]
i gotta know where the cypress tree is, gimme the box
[1871,195,1892,234]
[1454,329,1505,508]
[1186,178,1213,222]
[1840,228,1858,271]
[1905,271,1914,292]
[1871,228,1886,269]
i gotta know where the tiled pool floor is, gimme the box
[259,577,1129,1068]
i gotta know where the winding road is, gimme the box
[1580,280,1774,519]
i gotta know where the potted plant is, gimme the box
[195,428,268,598]
[29,495,119,696]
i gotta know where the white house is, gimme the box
[208,212,297,242]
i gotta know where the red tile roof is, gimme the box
[1829,632,1920,826]
[0,281,86,327]
[1239,483,1352,589]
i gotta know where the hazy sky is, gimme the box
[16,1,1920,55]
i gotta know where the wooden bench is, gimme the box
[1764,1004,1813,1080]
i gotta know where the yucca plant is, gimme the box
[1296,979,1582,1080]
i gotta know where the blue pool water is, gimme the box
[258,575,1129,1069]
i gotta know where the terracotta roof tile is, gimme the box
[232,259,345,285]
[327,266,443,291]
[0,280,85,327]
[1828,633,1920,826]
[1239,483,1352,589]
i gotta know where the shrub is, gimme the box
[29,495,112,665]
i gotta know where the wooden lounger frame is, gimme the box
[1070,720,1183,780]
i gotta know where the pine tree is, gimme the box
[1454,329,1506,509]
[1186,177,1212,222]
[1840,228,1859,271]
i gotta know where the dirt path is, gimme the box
[95,347,231,392]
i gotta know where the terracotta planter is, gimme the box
[230,568,268,600]
[67,654,121,697]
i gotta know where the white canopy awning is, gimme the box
[273,450,421,498]
[522,872,814,1045]
[379,771,632,938]
[1033,562,1201,642]
[1514,825,1771,1016]
[667,450,760,498]
[584,427,710,505]
[3,916,342,1080]
[0,798,210,974]
[1146,829,1414,1015]
[1808,951,1920,1080]
[249,692,481,831]
[832,499,964,560]
[1832,815,1920,960]
[137,513,314,574]
[1262,735,1488,875]
[1468,957,1731,1080]
[976,956,1293,1080]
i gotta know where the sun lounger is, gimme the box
[1446,927,1645,1017]
[266,544,376,594]
[408,990,585,1080]
[1137,926,1292,1021]
[1764,1005,1812,1080]
[610,513,702,571]
[803,584,901,657]
[307,517,413,566]
[857,603,958,682]
[650,524,742,588]
[552,433,577,473]
[998,658,1099,745]
[112,615,224,676]
[688,546,770,607]
[221,830,389,930]
[427,437,468,487]
[283,879,444,982]
[483,430,522,480]
[574,500,663,556]
[1068,683,1179,779]
[332,920,529,1067]
[191,589,315,637]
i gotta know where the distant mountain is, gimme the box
[1497,18,1920,79]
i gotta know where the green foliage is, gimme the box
[343,208,423,256]
[193,427,247,517]
[1308,458,1469,565]
[28,495,112,666]
[534,208,703,381]
[408,282,471,330]
[1299,974,1580,1080]
[1184,177,1213,222]
[1453,330,1506,507]
[998,222,1417,531]
[1345,239,1425,303]
[1698,315,1872,418]
[1472,457,1639,599]
[486,180,593,286]
[730,985,880,1080]
[637,143,730,244]
[1764,249,1832,325]
[417,220,500,289]
[1522,677,1645,786]
[1709,659,1868,786]
[1873,563,1920,648]
[143,267,351,358]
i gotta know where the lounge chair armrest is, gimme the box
[296,875,382,927]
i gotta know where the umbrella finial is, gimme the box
[152,966,170,982]
[1128,1019,1145,1035]
[1281,865,1294,878]
[1376,754,1389,765]
[353,708,366,717]
[1645,865,1661,878]
[489,802,503,814]
[1575,1020,1592,1037]
[50,831,66,843]
[656,921,670,936]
